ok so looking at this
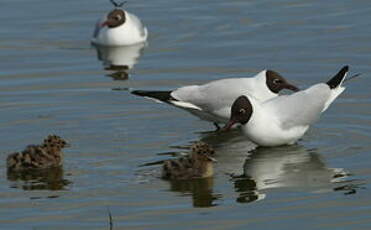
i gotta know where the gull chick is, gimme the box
[7,135,69,172]
[162,142,216,180]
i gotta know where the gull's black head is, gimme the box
[265,70,300,93]
[222,95,253,131]
[102,9,126,28]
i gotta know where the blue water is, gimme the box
[1,0,371,229]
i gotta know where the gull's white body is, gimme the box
[241,80,346,147]
[169,70,277,124]
[92,10,148,46]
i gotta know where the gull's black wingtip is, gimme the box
[131,90,174,102]
[326,65,349,89]
[341,65,349,74]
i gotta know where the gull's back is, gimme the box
[264,83,333,130]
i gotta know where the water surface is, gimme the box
[1,0,371,229]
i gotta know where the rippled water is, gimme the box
[1,0,371,229]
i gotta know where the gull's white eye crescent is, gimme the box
[273,79,282,84]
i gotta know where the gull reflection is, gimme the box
[93,42,146,80]
[151,131,362,207]
[233,176,265,203]
[243,146,348,191]
[232,145,362,203]
[198,131,362,204]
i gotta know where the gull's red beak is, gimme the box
[220,119,237,132]
[101,21,108,28]
[284,83,300,92]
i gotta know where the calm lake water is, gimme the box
[1,0,371,229]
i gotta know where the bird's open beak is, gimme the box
[220,119,237,132]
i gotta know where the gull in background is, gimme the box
[92,0,148,46]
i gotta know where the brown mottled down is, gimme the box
[162,142,216,180]
[6,135,69,172]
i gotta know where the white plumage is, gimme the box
[132,70,299,127]
[92,8,147,46]
[224,66,350,146]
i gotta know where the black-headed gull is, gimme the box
[132,70,299,129]
[92,0,148,46]
[222,66,351,147]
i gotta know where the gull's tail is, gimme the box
[323,65,349,112]
[131,89,203,111]
[326,65,349,89]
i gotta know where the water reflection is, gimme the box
[151,133,362,207]
[196,131,363,204]
[7,167,71,191]
[233,176,265,203]
[243,146,348,190]
[232,145,362,203]
[93,43,146,80]
[140,146,221,207]
[168,178,221,208]
[153,144,221,208]
[198,129,257,176]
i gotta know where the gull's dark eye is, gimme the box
[239,108,246,114]
[273,79,283,84]
[115,15,122,21]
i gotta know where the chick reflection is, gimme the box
[161,142,220,207]
[7,167,71,191]
[233,145,352,203]
[168,178,220,207]
[93,43,146,80]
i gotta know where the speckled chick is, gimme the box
[6,135,69,172]
[162,142,216,180]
